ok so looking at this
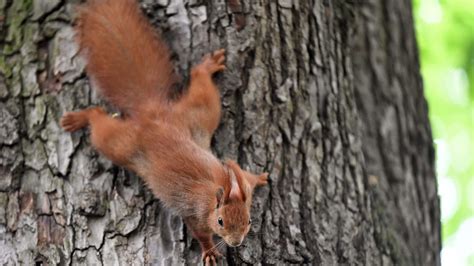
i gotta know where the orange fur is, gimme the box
[77,0,177,114]
[61,0,267,263]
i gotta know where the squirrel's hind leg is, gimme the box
[61,107,137,166]
[61,109,92,132]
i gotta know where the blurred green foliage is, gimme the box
[413,0,474,264]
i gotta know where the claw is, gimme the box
[212,49,225,58]
[195,49,226,75]
[257,172,269,186]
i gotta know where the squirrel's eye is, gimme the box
[248,219,252,225]
[218,217,224,227]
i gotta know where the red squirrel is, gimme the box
[60,0,268,263]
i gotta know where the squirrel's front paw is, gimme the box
[257,172,269,186]
[196,49,226,75]
[202,249,222,266]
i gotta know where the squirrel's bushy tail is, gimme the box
[77,0,176,113]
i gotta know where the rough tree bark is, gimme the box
[0,0,440,265]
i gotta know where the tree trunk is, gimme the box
[0,0,440,265]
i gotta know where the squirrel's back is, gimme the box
[77,0,177,113]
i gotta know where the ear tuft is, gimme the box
[215,187,224,208]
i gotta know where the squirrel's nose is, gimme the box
[229,239,242,247]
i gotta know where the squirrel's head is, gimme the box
[208,161,268,247]
[210,192,251,247]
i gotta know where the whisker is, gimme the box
[204,239,225,254]
[214,240,227,253]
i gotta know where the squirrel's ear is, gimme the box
[228,169,243,201]
[226,160,246,202]
[215,187,224,208]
